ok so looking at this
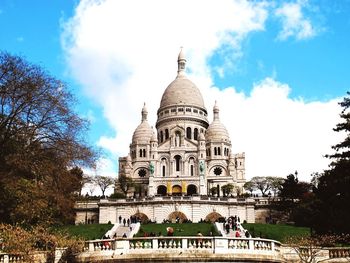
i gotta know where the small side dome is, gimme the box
[132,103,153,144]
[205,101,230,142]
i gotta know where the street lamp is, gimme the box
[268,191,272,224]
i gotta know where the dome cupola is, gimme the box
[205,101,230,142]
[132,103,153,144]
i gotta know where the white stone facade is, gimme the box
[75,50,252,225]
[118,49,246,198]
[75,197,256,224]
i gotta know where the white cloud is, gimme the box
[61,0,341,183]
[275,0,317,40]
[200,78,342,181]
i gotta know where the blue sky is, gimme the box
[1,0,350,189]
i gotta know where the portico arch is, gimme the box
[205,212,223,223]
[168,211,188,223]
[157,185,167,196]
[172,185,182,195]
[132,212,149,223]
[187,184,197,195]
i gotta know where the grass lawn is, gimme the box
[135,223,221,237]
[242,223,310,243]
[53,224,113,240]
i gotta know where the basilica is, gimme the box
[118,49,246,198]
[75,50,255,225]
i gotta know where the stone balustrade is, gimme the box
[83,236,280,254]
[0,254,23,263]
[75,196,256,209]
[328,247,350,258]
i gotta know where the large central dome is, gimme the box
[159,75,205,109]
[159,49,206,110]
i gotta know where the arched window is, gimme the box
[165,129,169,139]
[189,157,195,176]
[214,147,217,155]
[186,127,192,139]
[143,149,146,157]
[157,185,167,196]
[174,155,181,171]
[218,147,221,156]
[160,131,164,143]
[139,149,142,157]
[194,128,198,140]
[161,158,167,177]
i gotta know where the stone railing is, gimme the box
[83,236,280,254]
[0,254,23,263]
[328,247,350,258]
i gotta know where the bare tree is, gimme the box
[93,175,115,197]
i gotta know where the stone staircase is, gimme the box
[114,225,131,237]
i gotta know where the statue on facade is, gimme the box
[149,162,154,175]
[199,160,205,174]
[175,133,180,147]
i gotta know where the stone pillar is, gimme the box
[199,174,206,195]
[148,175,154,196]
[89,241,95,252]
[182,238,188,249]
[249,239,254,251]
[152,239,159,249]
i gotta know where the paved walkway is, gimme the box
[114,225,132,238]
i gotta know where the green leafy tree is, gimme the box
[0,52,97,226]
[221,183,234,197]
[243,181,255,195]
[116,175,134,196]
[280,171,311,200]
[270,177,285,196]
[311,92,350,234]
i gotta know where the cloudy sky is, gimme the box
[1,0,350,192]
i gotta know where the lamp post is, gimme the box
[268,191,272,224]
[85,199,88,224]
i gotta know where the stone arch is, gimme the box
[205,212,224,223]
[132,212,149,223]
[168,211,188,223]
[157,185,167,196]
[209,165,227,177]
[160,157,168,177]
[187,184,197,195]
[188,157,196,176]
[174,155,181,172]
[194,128,198,140]
[172,185,182,195]
[186,127,192,139]
[133,167,148,178]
